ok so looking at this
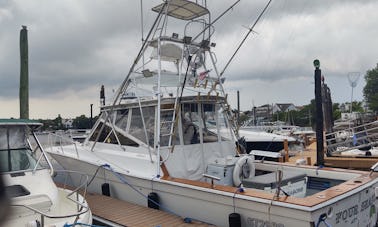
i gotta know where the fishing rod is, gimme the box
[220,0,273,77]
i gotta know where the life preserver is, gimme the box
[233,155,255,187]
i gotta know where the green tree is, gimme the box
[292,102,315,127]
[332,103,341,120]
[238,113,249,126]
[53,114,64,130]
[351,101,364,112]
[73,115,92,129]
[363,63,378,112]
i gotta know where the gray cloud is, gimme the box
[1,0,377,118]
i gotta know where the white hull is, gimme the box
[49,151,378,227]
[4,188,92,227]
[0,119,93,227]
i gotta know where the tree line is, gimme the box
[239,63,378,127]
[38,114,98,131]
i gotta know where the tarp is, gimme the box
[162,141,235,180]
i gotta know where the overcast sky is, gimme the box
[1,0,377,119]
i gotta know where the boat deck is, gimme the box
[57,184,215,227]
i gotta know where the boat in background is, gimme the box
[239,128,298,152]
[240,120,314,156]
[46,1,378,226]
[0,119,92,226]
[64,129,91,143]
[326,120,378,157]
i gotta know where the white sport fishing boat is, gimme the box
[47,1,378,226]
[0,119,92,226]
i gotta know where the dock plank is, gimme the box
[73,189,215,227]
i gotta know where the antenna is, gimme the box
[347,72,360,115]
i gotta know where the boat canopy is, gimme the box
[152,0,209,20]
[0,119,41,172]
[0,119,41,152]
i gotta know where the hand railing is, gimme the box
[11,170,90,227]
[46,132,80,159]
[326,120,378,155]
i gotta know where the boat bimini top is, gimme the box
[152,0,209,20]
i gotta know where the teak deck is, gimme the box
[57,185,215,227]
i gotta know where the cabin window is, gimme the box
[216,105,232,141]
[201,104,219,143]
[115,109,129,131]
[129,107,155,146]
[0,149,39,172]
[180,102,231,144]
[142,106,155,147]
[0,126,40,172]
[89,122,138,147]
[89,121,110,142]
[181,103,200,144]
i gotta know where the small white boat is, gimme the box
[46,1,378,226]
[238,128,297,152]
[240,121,311,154]
[326,120,378,156]
[0,119,92,227]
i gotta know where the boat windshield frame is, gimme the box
[0,119,53,175]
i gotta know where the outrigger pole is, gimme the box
[220,0,273,77]
[191,0,241,43]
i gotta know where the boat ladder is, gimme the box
[160,100,179,149]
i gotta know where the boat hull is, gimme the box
[49,151,378,227]
[4,187,92,227]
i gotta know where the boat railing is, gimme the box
[11,170,90,227]
[325,120,378,155]
[46,132,80,158]
[241,125,275,132]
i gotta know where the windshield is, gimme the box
[181,102,232,144]
[0,125,41,173]
[0,148,39,172]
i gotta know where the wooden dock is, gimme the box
[287,142,317,166]
[55,182,216,227]
[84,192,215,227]
[57,183,215,227]
[287,141,378,170]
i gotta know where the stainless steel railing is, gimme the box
[10,170,90,227]
[326,120,378,155]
